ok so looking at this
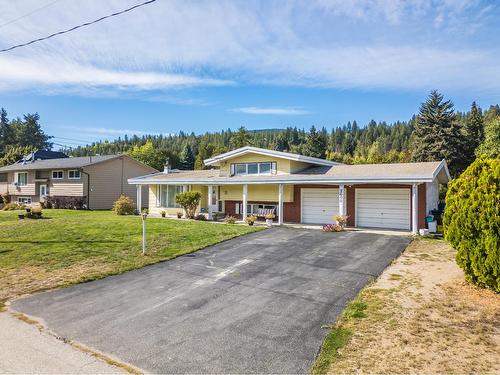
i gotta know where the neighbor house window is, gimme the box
[52,170,63,179]
[231,162,276,176]
[68,170,81,179]
[0,173,7,182]
[18,197,32,204]
[158,185,184,208]
[16,172,28,186]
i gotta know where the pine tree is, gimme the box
[302,126,326,158]
[477,117,500,158]
[411,90,467,177]
[230,126,252,149]
[179,144,195,170]
[0,108,11,154]
[463,102,484,165]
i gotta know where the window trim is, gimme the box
[68,169,81,180]
[158,185,185,208]
[231,161,275,176]
[16,172,28,186]
[52,170,64,180]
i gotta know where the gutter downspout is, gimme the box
[81,169,91,210]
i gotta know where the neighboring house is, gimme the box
[128,146,450,233]
[0,154,157,209]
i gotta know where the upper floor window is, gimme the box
[52,170,63,179]
[0,173,7,183]
[68,170,81,179]
[17,172,28,186]
[231,162,275,176]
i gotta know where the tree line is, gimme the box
[1,90,499,179]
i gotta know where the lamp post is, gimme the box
[141,210,148,256]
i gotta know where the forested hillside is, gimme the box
[1,91,499,179]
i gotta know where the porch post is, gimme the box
[338,184,345,216]
[278,183,283,225]
[412,183,418,234]
[208,185,213,220]
[136,184,142,214]
[242,184,248,220]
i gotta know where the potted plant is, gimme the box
[176,212,183,219]
[245,215,257,226]
[334,214,349,229]
[265,213,275,227]
[160,210,166,218]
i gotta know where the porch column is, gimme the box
[412,183,418,234]
[242,184,248,220]
[136,185,142,214]
[208,185,213,220]
[278,183,284,225]
[338,184,345,216]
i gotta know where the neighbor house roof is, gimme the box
[204,146,341,167]
[0,154,123,172]
[129,160,450,185]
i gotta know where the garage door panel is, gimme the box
[356,188,410,230]
[301,188,339,224]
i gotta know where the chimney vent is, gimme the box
[164,158,171,174]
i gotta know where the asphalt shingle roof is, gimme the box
[0,155,122,172]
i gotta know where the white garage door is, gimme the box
[355,188,410,230]
[301,188,339,224]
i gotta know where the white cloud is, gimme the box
[0,0,498,96]
[231,107,311,115]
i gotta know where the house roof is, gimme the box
[129,160,451,185]
[0,154,124,172]
[204,146,341,167]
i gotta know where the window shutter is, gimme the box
[271,162,277,174]
[230,164,235,176]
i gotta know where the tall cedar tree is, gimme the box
[411,91,467,177]
[463,101,484,164]
[178,144,195,170]
[303,126,326,159]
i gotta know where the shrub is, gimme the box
[2,202,24,211]
[245,215,257,225]
[176,212,183,219]
[195,213,207,221]
[0,193,10,204]
[224,215,236,224]
[175,191,202,219]
[112,195,135,215]
[443,157,500,292]
[45,196,85,209]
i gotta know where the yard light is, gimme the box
[141,210,148,256]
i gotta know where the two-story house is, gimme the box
[0,153,156,209]
[128,146,450,233]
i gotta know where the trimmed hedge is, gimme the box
[443,157,500,292]
[45,196,86,209]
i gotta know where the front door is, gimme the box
[208,185,219,218]
[39,184,47,201]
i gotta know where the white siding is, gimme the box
[426,180,439,214]
[355,188,410,230]
[301,188,339,224]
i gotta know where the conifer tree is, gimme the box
[179,143,195,170]
[302,126,326,158]
[463,102,484,165]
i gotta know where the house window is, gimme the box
[68,170,81,179]
[17,172,28,186]
[52,170,63,179]
[159,185,184,208]
[235,203,276,215]
[232,162,275,176]
[18,196,32,204]
[0,173,7,182]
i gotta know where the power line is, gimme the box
[0,0,158,53]
[0,0,62,30]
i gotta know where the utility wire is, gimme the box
[0,0,62,30]
[0,0,158,53]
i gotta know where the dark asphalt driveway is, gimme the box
[12,228,410,374]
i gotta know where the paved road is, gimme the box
[12,228,410,374]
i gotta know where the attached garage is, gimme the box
[355,188,410,230]
[301,188,339,224]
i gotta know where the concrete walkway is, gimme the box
[0,311,126,374]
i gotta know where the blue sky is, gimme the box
[0,0,499,148]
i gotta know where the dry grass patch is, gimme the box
[315,238,500,374]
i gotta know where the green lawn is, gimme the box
[0,209,263,302]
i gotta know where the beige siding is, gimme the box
[0,182,8,194]
[48,170,85,197]
[7,171,36,195]
[86,156,155,209]
[221,184,293,202]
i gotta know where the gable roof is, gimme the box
[0,154,131,172]
[204,146,340,167]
